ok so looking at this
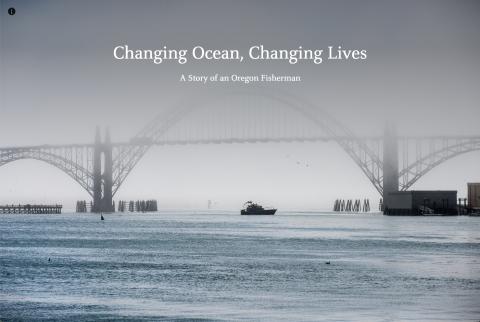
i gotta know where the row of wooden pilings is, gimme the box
[76,200,158,212]
[333,199,370,212]
[76,201,91,213]
[118,200,158,212]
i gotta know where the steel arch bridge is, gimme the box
[1,86,479,211]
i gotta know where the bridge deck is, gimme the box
[2,135,479,151]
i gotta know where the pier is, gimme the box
[0,204,62,214]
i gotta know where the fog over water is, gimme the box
[1,0,479,209]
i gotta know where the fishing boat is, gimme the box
[241,201,277,215]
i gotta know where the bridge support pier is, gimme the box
[92,126,114,212]
[382,121,399,210]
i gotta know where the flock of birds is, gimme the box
[287,155,309,167]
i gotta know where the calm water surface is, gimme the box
[1,210,479,321]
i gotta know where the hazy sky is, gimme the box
[1,0,479,209]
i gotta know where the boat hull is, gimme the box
[241,209,277,215]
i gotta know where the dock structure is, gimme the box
[0,204,62,214]
[384,190,458,216]
[468,183,480,210]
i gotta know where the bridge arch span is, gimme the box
[399,139,480,191]
[1,149,94,196]
[114,86,383,195]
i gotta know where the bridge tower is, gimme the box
[382,120,399,210]
[92,126,114,212]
